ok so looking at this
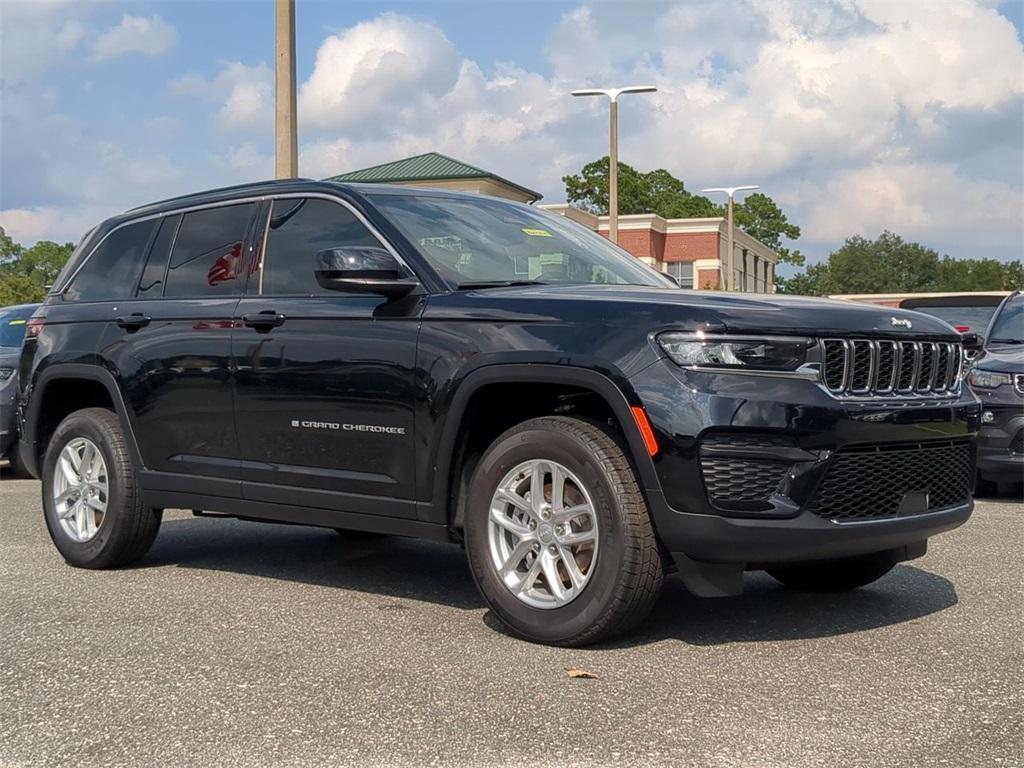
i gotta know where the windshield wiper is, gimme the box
[454,280,547,290]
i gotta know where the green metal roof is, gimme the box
[324,152,541,201]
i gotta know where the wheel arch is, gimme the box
[429,364,660,532]
[23,364,145,477]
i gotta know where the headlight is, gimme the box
[967,369,1012,388]
[657,332,816,372]
[0,367,14,381]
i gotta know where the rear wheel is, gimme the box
[42,408,162,568]
[767,551,898,592]
[464,416,663,646]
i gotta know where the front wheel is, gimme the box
[42,408,162,569]
[464,416,663,646]
[766,551,899,592]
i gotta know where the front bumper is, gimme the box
[631,359,980,594]
[975,405,1023,480]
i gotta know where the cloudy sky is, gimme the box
[1,0,1022,273]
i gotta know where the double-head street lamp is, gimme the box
[571,85,657,244]
[701,185,759,291]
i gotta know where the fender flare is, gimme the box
[428,363,660,524]
[23,363,146,473]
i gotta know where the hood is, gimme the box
[975,343,1024,373]
[466,284,961,339]
[0,346,20,365]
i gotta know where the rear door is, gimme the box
[98,202,260,491]
[232,196,423,517]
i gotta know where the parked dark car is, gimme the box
[1,303,40,475]
[898,293,1006,335]
[967,291,1023,494]
[17,180,979,645]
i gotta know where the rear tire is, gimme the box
[41,408,162,569]
[767,551,898,592]
[464,416,663,646]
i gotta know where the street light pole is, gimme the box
[571,85,657,245]
[701,185,759,290]
[274,0,298,179]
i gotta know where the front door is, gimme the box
[232,197,423,518]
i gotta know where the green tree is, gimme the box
[778,232,939,295]
[733,193,804,267]
[563,157,720,219]
[0,233,74,305]
[937,256,1023,291]
[778,231,1024,295]
[563,158,804,264]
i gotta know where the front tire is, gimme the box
[766,551,899,592]
[464,417,663,646]
[42,408,162,569]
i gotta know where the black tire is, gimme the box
[464,416,663,646]
[41,408,162,569]
[766,551,898,592]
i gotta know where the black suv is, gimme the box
[17,180,979,646]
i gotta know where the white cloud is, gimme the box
[93,14,177,61]
[0,2,85,84]
[3,1,1022,264]
[799,163,1024,251]
[0,205,107,245]
[173,63,273,134]
[299,13,462,134]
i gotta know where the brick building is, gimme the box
[540,205,778,292]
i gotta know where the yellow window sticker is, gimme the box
[8,319,26,325]
[521,228,553,238]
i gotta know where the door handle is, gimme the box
[242,311,286,330]
[116,313,151,331]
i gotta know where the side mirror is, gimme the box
[314,247,419,297]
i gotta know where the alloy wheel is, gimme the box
[486,459,599,609]
[52,437,109,543]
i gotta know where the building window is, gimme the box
[666,261,694,288]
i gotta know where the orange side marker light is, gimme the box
[630,406,659,457]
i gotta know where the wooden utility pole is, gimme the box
[608,99,619,245]
[275,0,298,179]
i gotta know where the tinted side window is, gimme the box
[260,198,382,295]
[65,219,158,302]
[136,214,181,298]
[164,203,256,298]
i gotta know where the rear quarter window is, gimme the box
[64,219,159,302]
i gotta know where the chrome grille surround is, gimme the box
[820,339,963,400]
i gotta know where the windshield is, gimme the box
[371,193,667,288]
[908,305,997,334]
[0,308,34,348]
[989,296,1024,343]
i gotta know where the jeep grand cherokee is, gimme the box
[17,180,979,646]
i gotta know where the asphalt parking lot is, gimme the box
[0,478,1021,768]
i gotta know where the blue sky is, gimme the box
[2,0,1022,273]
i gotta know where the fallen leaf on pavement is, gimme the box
[565,667,598,679]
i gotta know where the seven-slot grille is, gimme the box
[821,339,962,398]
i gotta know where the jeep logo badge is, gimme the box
[890,317,912,329]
